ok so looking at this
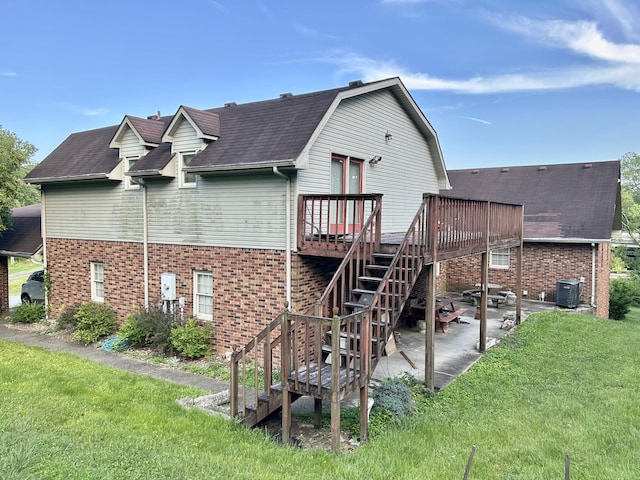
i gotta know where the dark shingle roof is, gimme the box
[180,106,221,139]
[126,116,166,145]
[25,78,448,185]
[0,204,42,257]
[26,126,120,182]
[443,161,621,241]
[189,88,341,168]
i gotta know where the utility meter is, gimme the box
[161,273,176,301]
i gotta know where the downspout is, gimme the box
[273,167,292,306]
[41,190,48,314]
[591,243,596,308]
[139,178,149,310]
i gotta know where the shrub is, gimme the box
[72,302,118,344]
[9,302,45,324]
[170,318,213,359]
[55,303,81,330]
[609,278,637,320]
[371,376,414,418]
[118,308,175,353]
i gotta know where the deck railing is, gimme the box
[297,194,382,256]
[229,307,371,420]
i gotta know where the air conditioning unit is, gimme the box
[556,280,580,308]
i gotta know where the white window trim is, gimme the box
[490,248,510,269]
[91,262,105,302]
[179,151,198,188]
[193,271,213,321]
[124,156,140,190]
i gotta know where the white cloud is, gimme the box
[81,107,109,116]
[464,116,492,125]
[331,6,640,94]
[1,72,17,76]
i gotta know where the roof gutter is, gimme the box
[185,160,296,174]
[524,238,611,244]
[25,173,116,185]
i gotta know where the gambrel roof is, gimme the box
[25,78,450,188]
[443,161,621,242]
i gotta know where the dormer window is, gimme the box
[124,156,140,190]
[179,151,197,188]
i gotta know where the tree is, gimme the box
[0,126,38,231]
[620,152,640,242]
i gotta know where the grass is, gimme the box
[1,310,640,478]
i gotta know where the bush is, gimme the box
[55,303,81,330]
[72,302,118,344]
[118,308,175,353]
[609,278,638,320]
[170,318,213,359]
[9,302,45,324]
[371,376,414,418]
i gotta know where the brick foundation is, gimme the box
[46,238,293,354]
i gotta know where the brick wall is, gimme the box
[442,242,611,318]
[291,255,342,315]
[46,238,289,353]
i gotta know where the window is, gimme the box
[91,262,105,302]
[124,156,140,190]
[179,152,197,188]
[490,248,510,269]
[193,271,213,320]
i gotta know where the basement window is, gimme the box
[490,248,510,269]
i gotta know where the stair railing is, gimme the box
[367,196,430,360]
[314,197,382,317]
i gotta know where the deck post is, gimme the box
[313,399,322,429]
[230,345,238,418]
[424,194,438,391]
[516,206,524,324]
[479,201,490,353]
[281,310,292,445]
[359,306,371,443]
[330,311,341,452]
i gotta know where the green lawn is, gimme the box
[1,310,639,479]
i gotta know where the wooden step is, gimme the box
[352,288,401,298]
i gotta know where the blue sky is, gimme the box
[2,0,639,169]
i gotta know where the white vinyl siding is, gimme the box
[298,89,439,232]
[172,120,205,153]
[119,128,146,158]
[43,174,288,250]
[91,262,104,302]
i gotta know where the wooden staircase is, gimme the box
[230,194,524,451]
[230,196,430,450]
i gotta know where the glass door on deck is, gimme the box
[330,154,363,234]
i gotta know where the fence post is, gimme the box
[229,345,238,419]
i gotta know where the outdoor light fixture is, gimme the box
[385,131,392,141]
[369,155,382,165]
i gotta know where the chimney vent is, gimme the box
[147,110,161,120]
[349,80,363,88]
[224,102,237,107]
[538,166,547,171]
[279,92,293,98]
[584,163,593,169]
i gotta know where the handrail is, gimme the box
[313,197,382,317]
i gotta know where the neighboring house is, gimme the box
[0,204,43,312]
[440,161,621,318]
[25,77,455,352]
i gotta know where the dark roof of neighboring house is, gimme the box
[0,204,42,257]
[443,161,621,242]
[25,77,449,187]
